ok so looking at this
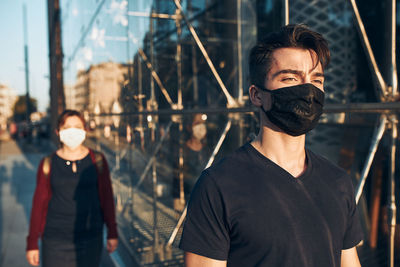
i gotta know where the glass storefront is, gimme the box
[59,0,399,265]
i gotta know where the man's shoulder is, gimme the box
[205,144,251,175]
[193,144,252,188]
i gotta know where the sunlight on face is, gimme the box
[265,48,324,91]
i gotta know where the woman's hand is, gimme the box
[26,250,40,266]
[107,238,118,253]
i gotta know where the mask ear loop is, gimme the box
[255,85,274,114]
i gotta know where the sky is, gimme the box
[0,0,49,112]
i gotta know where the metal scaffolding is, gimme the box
[350,0,398,266]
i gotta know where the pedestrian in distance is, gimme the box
[26,109,118,267]
[179,24,363,267]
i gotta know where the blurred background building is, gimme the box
[44,0,400,266]
[0,84,17,131]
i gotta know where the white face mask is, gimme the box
[192,123,207,140]
[59,128,86,149]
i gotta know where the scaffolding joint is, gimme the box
[387,202,397,226]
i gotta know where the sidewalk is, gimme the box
[0,138,48,267]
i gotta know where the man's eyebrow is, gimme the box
[313,72,324,78]
[271,69,304,79]
[271,69,325,79]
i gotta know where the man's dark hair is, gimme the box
[249,24,330,87]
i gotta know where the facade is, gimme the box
[64,84,78,110]
[87,62,128,113]
[0,84,17,130]
[64,62,128,113]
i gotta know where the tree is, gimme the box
[12,95,37,122]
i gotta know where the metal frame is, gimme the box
[349,0,388,100]
[349,0,398,266]
[124,5,245,260]
[122,4,244,261]
[173,0,239,108]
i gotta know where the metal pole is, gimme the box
[137,54,144,149]
[355,115,387,204]
[389,0,398,97]
[175,2,185,208]
[47,0,65,143]
[167,206,187,246]
[138,48,175,107]
[152,153,160,260]
[93,102,400,117]
[387,115,397,267]
[149,10,158,145]
[176,2,183,109]
[188,0,199,105]
[127,11,179,20]
[134,121,173,188]
[192,45,199,104]
[178,121,185,207]
[23,4,31,122]
[150,10,155,105]
[349,0,387,100]
[205,118,233,168]
[284,0,289,25]
[116,133,120,170]
[237,0,243,103]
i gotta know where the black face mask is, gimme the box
[259,83,325,136]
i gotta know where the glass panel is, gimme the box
[59,0,397,266]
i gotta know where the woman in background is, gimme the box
[26,109,118,267]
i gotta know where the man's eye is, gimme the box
[313,80,323,84]
[282,77,297,82]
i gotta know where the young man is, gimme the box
[179,24,363,267]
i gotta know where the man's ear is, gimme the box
[249,85,263,107]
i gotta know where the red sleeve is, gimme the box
[26,158,51,251]
[99,154,118,239]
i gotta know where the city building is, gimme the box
[0,84,17,130]
[87,61,128,113]
[64,62,129,115]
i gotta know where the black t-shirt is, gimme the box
[43,153,104,242]
[179,143,363,267]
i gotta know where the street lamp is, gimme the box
[94,102,101,150]
[94,102,101,126]
[111,100,122,128]
[111,100,122,169]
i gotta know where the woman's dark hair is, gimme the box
[57,109,86,130]
[249,24,330,87]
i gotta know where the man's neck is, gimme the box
[251,126,307,178]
